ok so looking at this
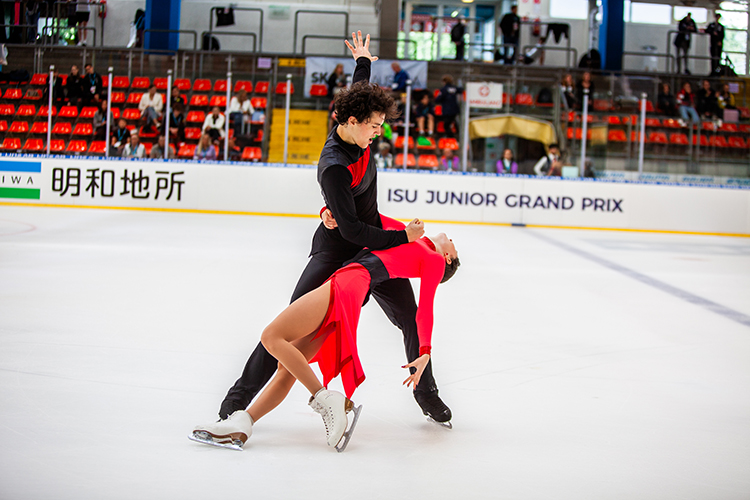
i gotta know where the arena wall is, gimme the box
[2,157,748,236]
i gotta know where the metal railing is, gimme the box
[207,6,264,53]
[293,10,349,55]
[301,35,417,59]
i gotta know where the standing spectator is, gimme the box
[138,84,164,132]
[450,18,466,62]
[202,106,226,142]
[496,148,518,174]
[676,81,700,126]
[390,62,410,92]
[434,74,460,138]
[168,103,186,144]
[717,83,736,111]
[194,133,217,161]
[575,71,595,110]
[559,73,577,110]
[123,130,146,158]
[696,79,719,120]
[414,93,435,136]
[81,63,103,106]
[440,148,460,171]
[705,13,725,75]
[65,64,84,107]
[374,141,393,169]
[111,118,130,156]
[674,13,697,75]
[45,69,66,105]
[657,83,678,116]
[228,89,254,138]
[327,64,346,98]
[150,134,175,159]
[74,0,91,46]
[93,100,113,140]
[499,5,520,65]
[533,143,562,176]
[170,86,186,108]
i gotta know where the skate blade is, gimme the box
[426,416,452,429]
[188,431,244,451]
[335,404,362,453]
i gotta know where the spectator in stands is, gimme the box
[496,148,518,174]
[575,72,595,110]
[450,18,466,61]
[327,64,346,98]
[440,148,460,171]
[657,83,678,116]
[533,143,562,176]
[414,93,435,136]
[499,5,520,65]
[194,132,218,161]
[717,83,736,111]
[111,118,130,156]
[45,69,66,105]
[676,81,699,126]
[705,13,725,75]
[202,106,226,142]
[170,86,186,108]
[560,74,577,110]
[169,103,186,144]
[375,141,393,169]
[395,92,415,130]
[73,0,91,46]
[123,130,146,158]
[139,84,164,133]
[93,100,114,140]
[150,134,175,159]
[434,74,460,138]
[697,79,719,121]
[66,64,84,107]
[229,89,254,139]
[674,13,696,75]
[390,62,410,92]
[81,63,103,106]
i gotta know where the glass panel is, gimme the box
[630,3,672,24]
[673,7,708,23]
[550,0,589,20]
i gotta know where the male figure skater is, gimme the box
[218,32,453,426]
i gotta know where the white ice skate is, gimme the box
[189,410,253,451]
[308,389,362,452]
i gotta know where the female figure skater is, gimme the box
[191,217,460,452]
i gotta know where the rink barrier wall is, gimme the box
[1,156,749,237]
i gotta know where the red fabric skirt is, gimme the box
[309,263,371,398]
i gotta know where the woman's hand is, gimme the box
[405,218,424,242]
[402,354,430,389]
[345,31,378,62]
[321,209,338,229]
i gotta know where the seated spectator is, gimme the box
[228,90,254,139]
[717,83,736,110]
[440,148,460,171]
[327,63,346,99]
[374,142,393,169]
[149,134,175,159]
[496,148,518,174]
[93,101,114,140]
[139,84,163,132]
[111,118,130,156]
[123,130,146,158]
[194,133,217,161]
[44,69,66,105]
[170,86,186,108]
[575,72,595,110]
[168,103,186,144]
[66,64,84,107]
[414,93,435,136]
[395,93,415,130]
[390,62,409,92]
[560,73,577,110]
[435,74,461,138]
[657,83,678,116]
[202,106,225,142]
[533,143,562,176]
[676,82,699,126]
[696,80,719,121]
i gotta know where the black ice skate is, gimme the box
[414,390,452,429]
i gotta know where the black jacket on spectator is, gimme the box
[697,88,718,118]
[66,74,84,103]
[657,91,678,116]
[435,83,461,117]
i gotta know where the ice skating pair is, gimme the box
[189,389,361,452]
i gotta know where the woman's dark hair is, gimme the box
[334,81,400,126]
[441,256,461,283]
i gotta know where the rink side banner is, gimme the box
[304,58,429,97]
[1,157,748,235]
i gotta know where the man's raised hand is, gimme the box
[344,30,378,62]
[405,218,425,242]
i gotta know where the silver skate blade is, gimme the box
[335,404,362,453]
[188,431,244,451]
[426,416,452,429]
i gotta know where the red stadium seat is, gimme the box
[110,92,126,104]
[88,141,107,154]
[59,105,79,118]
[209,95,226,108]
[250,97,266,109]
[515,93,533,106]
[438,137,459,150]
[607,116,621,125]
[9,121,29,134]
[184,127,202,140]
[153,77,169,90]
[213,80,227,92]
[241,147,262,160]
[22,138,44,152]
[309,84,328,97]
[73,123,93,135]
[395,153,416,168]
[3,88,22,100]
[131,76,150,89]
[37,105,56,117]
[608,129,627,142]
[394,136,414,149]
[52,122,72,134]
[727,136,746,149]
[186,111,206,123]
[417,154,439,169]
[50,139,65,152]
[17,104,35,116]
[79,106,98,119]
[669,133,689,145]
[719,123,738,133]
[173,79,191,91]
[692,135,709,147]
[112,76,130,88]
[192,79,212,92]
[254,81,269,94]
[645,118,661,127]
[122,108,141,120]
[24,88,44,100]
[0,138,21,150]
[30,121,48,134]
[648,132,668,144]
[0,120,6,132]
[66,140,88,153]
[189,94,209,107]
[275,82,294,94]
[0,104,16,115]
[126,92,144,105]
[708,136,728,148]
[30,73,48,85]
[177,144,196,158]
[663,118,681,128]
[234,81,253,93]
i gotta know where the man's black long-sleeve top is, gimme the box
[311,57,408,261]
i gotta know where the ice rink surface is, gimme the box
[1,205,749,500]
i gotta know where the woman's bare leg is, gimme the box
[260,281,332,396]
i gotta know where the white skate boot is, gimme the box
[189,410,253,451]
[308,388,362,452]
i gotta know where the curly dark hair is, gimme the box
[333,81,400,126]
[441,256,461,284]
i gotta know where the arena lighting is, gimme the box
[461,0,474,4]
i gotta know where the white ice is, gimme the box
[1,206,749,500]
